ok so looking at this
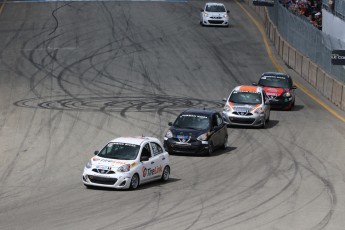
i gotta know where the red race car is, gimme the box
[254,72,297,110]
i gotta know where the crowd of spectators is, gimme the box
[280,0,323,30]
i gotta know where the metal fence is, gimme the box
[322,0,345,20]
[268,1,345,83]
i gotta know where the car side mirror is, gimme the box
[94,150,99,155]
[140,155,149,162]
[168,122,173,126]
[227,10,230,13]
[222,98,227,102]
[201,9,204,12]
[292,85,297,89]
[252,82,258,86]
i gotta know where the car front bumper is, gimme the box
[202,17,229,26]
[82,169,132,189]
[222,111,265,127]
[269,97,293,110]
[164,137,209,155]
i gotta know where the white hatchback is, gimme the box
[82,136,170,190]
[200,2,230,27]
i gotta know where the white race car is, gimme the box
[82,136,170,190]
[200,2,230,27]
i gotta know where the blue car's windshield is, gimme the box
[174,114,210,130]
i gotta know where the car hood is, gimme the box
[263,87,286,96]
[206,12,227,17]
[228,102,261,113]
[170,127,208,140]
[90,156,137,170]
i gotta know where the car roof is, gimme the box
[233,85,263,93]
[181,108,217,117]
[206,2,225,6]
[261,72,290,78]
[108,136,160,146]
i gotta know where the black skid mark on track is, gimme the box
[48,3,72,36]
[14,95,223,117]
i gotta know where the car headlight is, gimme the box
[117,164,131,172]
[197,132,208,141]
[223,14,228,18]
[203,12,208,17]
[165,130,173,138]
[283,92,291,97]
[85,160,92,169]
[253,107,265,114]
[223,104,233,112]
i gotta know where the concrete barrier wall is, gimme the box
[283,41,289,63]
[308,62,317,87]
[316,69,325,93]
[288,47,296,69]
[342,85,345,111]
[247,2,345,112]
[323,74,334,101]
[332,80,343,107]
[295,51,303,75]
[302,56,310,81]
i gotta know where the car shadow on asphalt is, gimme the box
[227,120,279,129]
[136,177,181,190]
[271,104,304,112]
[170,146,237,158]
[84,178,181,192]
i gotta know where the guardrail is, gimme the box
[244,0,345,111]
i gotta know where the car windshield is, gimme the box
[258,76,290,88]
[98,142,140,160]
[229,91,262,104]
[206,5,226,12]
[174,114,210,130]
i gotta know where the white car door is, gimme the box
[139,143,159,183]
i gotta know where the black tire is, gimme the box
[266,111,270,123]
[260,119,266,129]
[205,142,213,156]
[161,166,170,182]
[222,135,228,150]
[129,174,139,190]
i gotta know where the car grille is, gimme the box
[171,138,197,144]
[230,118,255,124]
[92,169,115,174]
[232,112,253,116]
[208,20,224,24]
[210,16,222,19]
[88,176,117,185]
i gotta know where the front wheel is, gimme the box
[161,166,170,182]
[129,174,139,190]
[205,142,213,156]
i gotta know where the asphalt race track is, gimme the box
[1,1,345,229]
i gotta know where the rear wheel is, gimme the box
[129,174,139,190]
[161,166,170,182]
